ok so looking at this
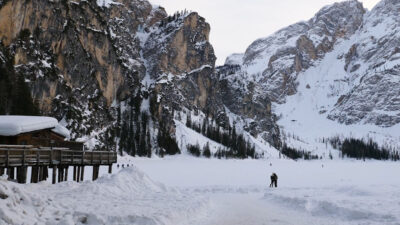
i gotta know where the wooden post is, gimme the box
[17,166,27,183]
[73,166,77,181]
[58,166,62,183]
[44,166,49,180]
[64,166,69,181]
[16,167,21,183]
[108,164,112,174]
[31,166,38,183]
[9,167,15,180]
[52,165,57,184]
[80,166,85,181]
[61,166,64,182]
[92,166,97,181]
[39,166,43,181]
[77,166,81,182]
[21,166,27,183]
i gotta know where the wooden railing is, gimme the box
[0,146,117,167]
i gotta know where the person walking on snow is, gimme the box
[270,173,278,188]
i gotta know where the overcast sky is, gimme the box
[150,0,380,65]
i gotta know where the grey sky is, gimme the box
[150,0,380,65]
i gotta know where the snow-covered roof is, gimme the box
[51,124,71,139]
[0,116,59,136]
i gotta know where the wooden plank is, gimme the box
[0,145,34,149]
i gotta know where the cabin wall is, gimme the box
[0,129,83,150]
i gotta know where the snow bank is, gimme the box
[0,166,209,225]
[0,116,58,136]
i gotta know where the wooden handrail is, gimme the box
[0,148,116,167]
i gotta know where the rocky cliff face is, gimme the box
[0,0,214,148]
[0,0,281,153]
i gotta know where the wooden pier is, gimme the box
[0,145,117,184]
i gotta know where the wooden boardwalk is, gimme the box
[0,145,117,184]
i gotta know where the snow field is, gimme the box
[133,157,400,225]
[1,155,399,225]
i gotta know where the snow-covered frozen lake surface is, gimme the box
[1,156,400,225]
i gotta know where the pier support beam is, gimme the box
[16,166,27,183]
[92,165,100,181]
[44,166,48,180]
[52,166,57,184]
[77,166,81,182]
[80,166,85,181]
[73,166,77,181]
[64,166,69,181]
[39,166,44,181]
[31,166,38,183]
[7,167,15,180]
[108,165,112,174]
[58,166,64,183]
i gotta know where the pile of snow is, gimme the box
[0,166,209,225]
[0,116,58,136]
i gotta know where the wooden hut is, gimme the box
[0,116,82,150]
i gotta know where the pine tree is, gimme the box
[202,142,211,158]
[186,113,192,128]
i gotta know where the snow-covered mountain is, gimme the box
[1,0,399,158]
[221,0,400,154]
[0,0,280,157]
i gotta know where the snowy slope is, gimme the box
[174,110,281,158]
